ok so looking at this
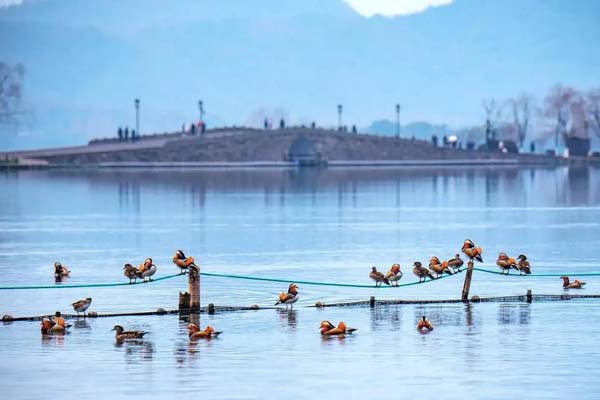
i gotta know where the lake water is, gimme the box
[1,166,600,399]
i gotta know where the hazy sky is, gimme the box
[1,0,599,148]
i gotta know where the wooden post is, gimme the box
[369,296,375,308]
[178,292,190,311]
[208,303,215,315]
[526,289,532,303]
[461,260,474,301]
[188,266,200,311]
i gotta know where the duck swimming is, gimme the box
[72,297,92,317]
[137,258,157,282]
[320,321,357,336]
[53,262,70,279]
[112,325,149,340]
[385,264,403,287]
[496,253,519,275]
[188,323,222,339]
[275,283,299,310]
[428,256,453,278]
[413,262,435,282]
[461,239,483,263]
[561,276,586,289]
[517,254,532,275]
[123,263,139,284]
[172,250,198,274]
[446,254,464,273]
[369,266,390,287]
[416,316,434,332]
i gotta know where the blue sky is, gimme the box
[1,0,599,148]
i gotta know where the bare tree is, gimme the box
[586,88,600,138]
[510,93,531,148]
[0,62,25,125]
[544,85,577,147]
[482,99,502,144]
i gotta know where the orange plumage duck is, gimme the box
[385,264,403,286]
[172,250,197,274]
[188,323,222,339]
[428,256,453,278]
[320,321,357,336]
[496,253,519,275]
[416,316,434,332]
[53,262,70,278]
[517,254,532,275]
[275,283,299,309]
[461,239,483,263]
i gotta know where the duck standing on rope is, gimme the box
[370,266,390,287]
[517,254,532,275]
[496,253,519,275]
[446,254,464,273]
[429,256,453,278]
[172,250,198,274]
[188,323,222,339]
[275,283,299,310]
[385,264,403,287]
[461,239,483,263]
[561,276,586,289]
[320,321,357,336]
[413,262,435,282]
[72,297,92,318]
[123,263,139,284]
[137,258,157,282]
[53,262,70,279]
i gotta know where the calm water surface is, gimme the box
[1,166,599,399]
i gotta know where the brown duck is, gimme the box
[123,263,140,284]
[496,253,519,275]
[369,266,390,287]
[111,325,148,340]
[385,264,403,286]
[429,256,453,278]
[446,254,464,273]
[413,262,435,282]
[561,276,586,289]
[517,255,532,275]
[461,239,483,263]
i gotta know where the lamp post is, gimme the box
[395,103,401,138]
[134,98,140,138]
[198,100,204,123]
[337,104,343,131]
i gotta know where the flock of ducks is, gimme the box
[40,240,587,340]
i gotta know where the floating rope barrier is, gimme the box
[0,273,183,290]
[473,267,600,277]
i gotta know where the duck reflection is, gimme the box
[73,319,90,329]
[116,340,155,363]
[277,309,297,331]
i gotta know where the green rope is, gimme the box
[0,273,183,290]
[473,267,600,277]
[199,270,462,288]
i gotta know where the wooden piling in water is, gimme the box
[189,266,200,311]
[527,289,532,303]
[461,260,474,301]
[178,292,190,311]
[369,296,375,308]
[208,303,215,314]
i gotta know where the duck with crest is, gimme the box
[496,253,519,275]
[385,264,403,286]
[428,256,453,278]
[172,250,198,274]
[320,321,357,336]
[461,239,483,263]
[188,323,222,339]
[137,258,157,282]
[275,283,299,309]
